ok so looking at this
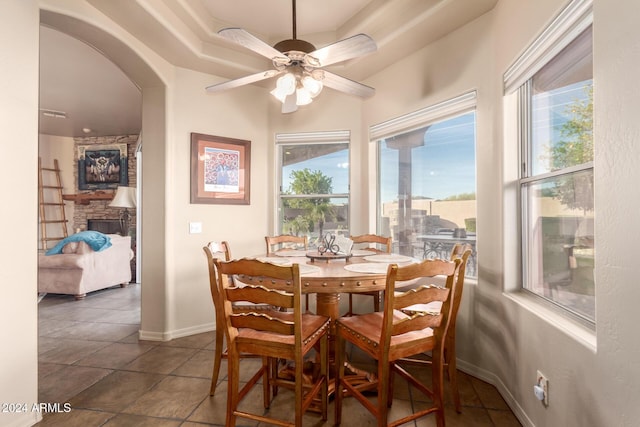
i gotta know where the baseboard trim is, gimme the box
[138,329,168,341]
[457,358,535,427]
[138,322,216,342]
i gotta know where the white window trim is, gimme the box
[369,91,477,141]
[503,0,596,336]
[503,0,592,94]
[275,130,350,144]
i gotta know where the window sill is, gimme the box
[504,291,596,352]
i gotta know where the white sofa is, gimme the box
[38,234,133,300]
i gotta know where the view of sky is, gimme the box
[281,112,477,204]
[379,112,476,203]
[531,80,593,176]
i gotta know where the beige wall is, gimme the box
[167,66,271,334]
[363,0,640,425]
[5,0,640,426]
[587,0,640,423]
[1,1,40,426]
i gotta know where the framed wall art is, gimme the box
[77,143,128,190]
[190,133,251,205]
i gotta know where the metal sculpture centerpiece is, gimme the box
[318,233,340,255]
[307,232,352,262]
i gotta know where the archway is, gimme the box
[40,10,168,337]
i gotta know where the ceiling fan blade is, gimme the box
[321,71,375,98]
[218,28,289,63]
[305,34,377,68]
[282,93,298,114]
[206,70,280,93]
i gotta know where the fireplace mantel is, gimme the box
[63,191,114,205]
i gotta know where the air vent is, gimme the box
[40,109,67,119]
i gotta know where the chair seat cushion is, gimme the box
[337,311,435,358]
[237,311,329,348]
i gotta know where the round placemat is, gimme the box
[256,257,292,265]
[343,263,390,274]
[363,254,414,263]
[299,264,321,275]
[274,250,308,257]
[254,257,320,275]
[351,249,377,257]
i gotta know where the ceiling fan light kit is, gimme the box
[205,0,377,113]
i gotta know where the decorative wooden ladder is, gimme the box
[38,158,69,250]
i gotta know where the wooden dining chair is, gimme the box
[265,234,311,310]
[202,241,233,396]
[334,257,461,427]
[398,243,473,413]
[213,257,330,427]
[442,244,472,412]
[202,241,264,396]
[265,234,308,254]
[346,234,392,315]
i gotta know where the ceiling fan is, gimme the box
[205,0,377,113]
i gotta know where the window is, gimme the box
[373,93,477,276]
[276,132,350,246]
[518,24,594,323]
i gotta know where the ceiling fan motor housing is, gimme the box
[273,38,316,54]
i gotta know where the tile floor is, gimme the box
[37,284,522,426]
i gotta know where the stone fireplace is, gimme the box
[87,218,122,235]
[69,135,138,234]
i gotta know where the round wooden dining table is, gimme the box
[254,250,421,396]
[257,250,417,319]
[255,250,419,344]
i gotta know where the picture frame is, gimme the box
[77,143,128,190]
[190,133,251,205]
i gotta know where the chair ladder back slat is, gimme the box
[393,259,456,282]
[265,234,308,254]
[350,234,392,253]
[225,285,294,308]
[230,312,295,335]
[392,312,445,336]
[393,285,450,311]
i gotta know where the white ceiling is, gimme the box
[39,0,497,137]
[39,26,142,138]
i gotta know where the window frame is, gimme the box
[275,131,351,242]
[370,91,478,275]
[506,0,595,327]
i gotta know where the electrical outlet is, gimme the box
[535,370,549,406]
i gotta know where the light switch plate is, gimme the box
[189,222,202,234]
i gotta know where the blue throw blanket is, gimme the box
[46,231,112,255]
